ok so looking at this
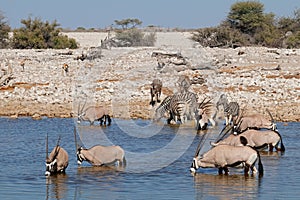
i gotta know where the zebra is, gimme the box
[216,94,239,125]
[195,97,217,130]
[154,95,173,123]
[154,91,198,124]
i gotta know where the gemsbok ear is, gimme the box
[240,136,248,146]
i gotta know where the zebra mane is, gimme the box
[198,97,214,116]
[155,95,172,115]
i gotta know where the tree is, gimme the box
[0,11,11,48]
[227,1,265,35]
[11,16,77,49]
[114,18,142,29]
[112,18,156,47]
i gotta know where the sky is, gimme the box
[0,0,299,29]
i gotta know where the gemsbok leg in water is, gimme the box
[45,135,69,176]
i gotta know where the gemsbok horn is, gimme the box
[45,134,69,176]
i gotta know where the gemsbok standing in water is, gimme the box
[45,135,69,176]
[77,101,111,126]
[190,144,264,176]
[216,94,239,125]
[190,130,263,176]
[150,79,162,106]
[233,109,277,133]
[211,129,285,152]
[77,145,126,167]
[74,128,126,167]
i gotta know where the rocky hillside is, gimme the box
[0,32,299,121]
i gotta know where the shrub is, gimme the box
[11,16,78,49]
[114,28,156,47]
[0,11,11,48]
[191,26,249,47]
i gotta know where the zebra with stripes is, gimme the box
[154,91,198,124]
[154,95,173,124]
[216,94,239,125]
[195,97,217,130]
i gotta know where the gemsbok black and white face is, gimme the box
[76,147,86,165]
[45,135,69,176]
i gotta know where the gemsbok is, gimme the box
[77,145,126,166]
[233,110,277,133]
[77,101,111,126]
[211,129,285,152]
[150,79,162,106]
[45,135,69,176]
[190,144,264,176]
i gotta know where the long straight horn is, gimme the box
[266,109,275,123]
[53,135,61,157]
[194,131,209,158]
[215,124,232,143]
[78,102,81,116]
[74,127,78,152]
[46,133,49,159]
[80,98,87,114]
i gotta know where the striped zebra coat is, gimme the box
[154,91,198,124]
[195,98,217,130]
[216,94,239,125]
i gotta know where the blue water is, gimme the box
[0,117,299,200]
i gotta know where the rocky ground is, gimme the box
[0,32,299,121]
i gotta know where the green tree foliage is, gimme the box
[227,1,265,35]
[11,17,77,49]
[113,18,156,47]
[114,18,142,30]
[0,11,11,48]
[192,1,300,48]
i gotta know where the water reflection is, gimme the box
[193,173,260,199]
[46,174,69,200]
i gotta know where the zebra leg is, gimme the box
[209,118,216,127]
[228,115,233,125]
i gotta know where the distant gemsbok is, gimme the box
[45,135,69,176]
[77,101,111,126]
[150,79,162,106]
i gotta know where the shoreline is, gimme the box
[0,32,299,122]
